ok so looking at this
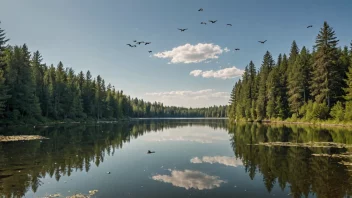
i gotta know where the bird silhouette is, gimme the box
[133,40,137,42]
[178,28,188,32]
[148,51,152,53]
[258,40,267,44]
[137,42,144,45]
[147,150,155,154]
[145,42,151,45]
[227,24,232,26]
[201,22,207,25]
[235,48,240,51]
[307,25,313,28]
[198,8,203,11]
[209,20,217,23]
[127,44,133,47]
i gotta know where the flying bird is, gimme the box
[178,28,188,32]
[209,20,217,23]
[258,40,267,44]
[133,40,137,42]
[201,22,207,25]
[227,24,232,26]
[307,25,313,28]
[145,42,151,45]
[235,48,240,51]
[198,8,203,11]
[127,44,134,47]
[137,42,144,45]
[148,51,152,53]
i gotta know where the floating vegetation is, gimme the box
[250,141,352,148]
[0,135,48,142]
[66,194,89,198]
[88,190,98,196]
[65,190,99,198]
[312,153,352,158]
[338,161,352,166]
[43,194,61,198]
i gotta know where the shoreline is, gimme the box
[244,120,352,128]
[0,117,227,128]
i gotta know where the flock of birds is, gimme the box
[126,8,314,53]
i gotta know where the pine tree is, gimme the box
[241,66,251,118]
[0,21,9,70]
[31,51,46,114]
[276,54,290,118]
[95,75,104,120]
[54,61,67,118]
[266,67,280,118]
[248,61,257,120]
[0,22,10,115]
[256,51,274,120]
[287,47,311,115]
[228,84,237,120]
[287,41,300,74]
[311,21,340,108]
[4,45,41,119]
[345,42,352,101]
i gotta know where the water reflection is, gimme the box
[1,120,352,197]
[190,156,243,167]
[230,123,352,198]
[152,169,226,190]
[0,119,227,197]
[142,126,229,143]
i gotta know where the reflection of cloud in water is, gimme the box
[152,169,226,190]
[190,156,243,167]
[142,126,229,143]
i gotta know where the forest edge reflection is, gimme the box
[1,120,352,197]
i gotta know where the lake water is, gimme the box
[1,119,352,198]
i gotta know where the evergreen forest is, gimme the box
[0,22,227,125]
[229,21,352,123]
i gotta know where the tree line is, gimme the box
[0,22,227,125]
[229,21,352,123]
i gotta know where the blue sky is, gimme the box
[1,0,351,107]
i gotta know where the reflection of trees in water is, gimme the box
[0,119,227,197]
[229,123,352,198]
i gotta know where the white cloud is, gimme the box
[224,47,230,53]
[190,156,243,167]
[154,43,223,64]
[190,70,203,77]
[189,66,244,79]
[152,169,226,190]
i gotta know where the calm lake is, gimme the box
[1,119,352,198]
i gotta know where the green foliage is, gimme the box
[330,101,344,121]
[311,21,341,108]
[228,21,352,124]
[344,57,352,101]
[0,22,10,116]
[288,47,311,114]
[256,51,274,120]
[344,101,352,121]
[0,22,227,125]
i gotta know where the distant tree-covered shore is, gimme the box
[0,21,227,125]
[228,21,352,124]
